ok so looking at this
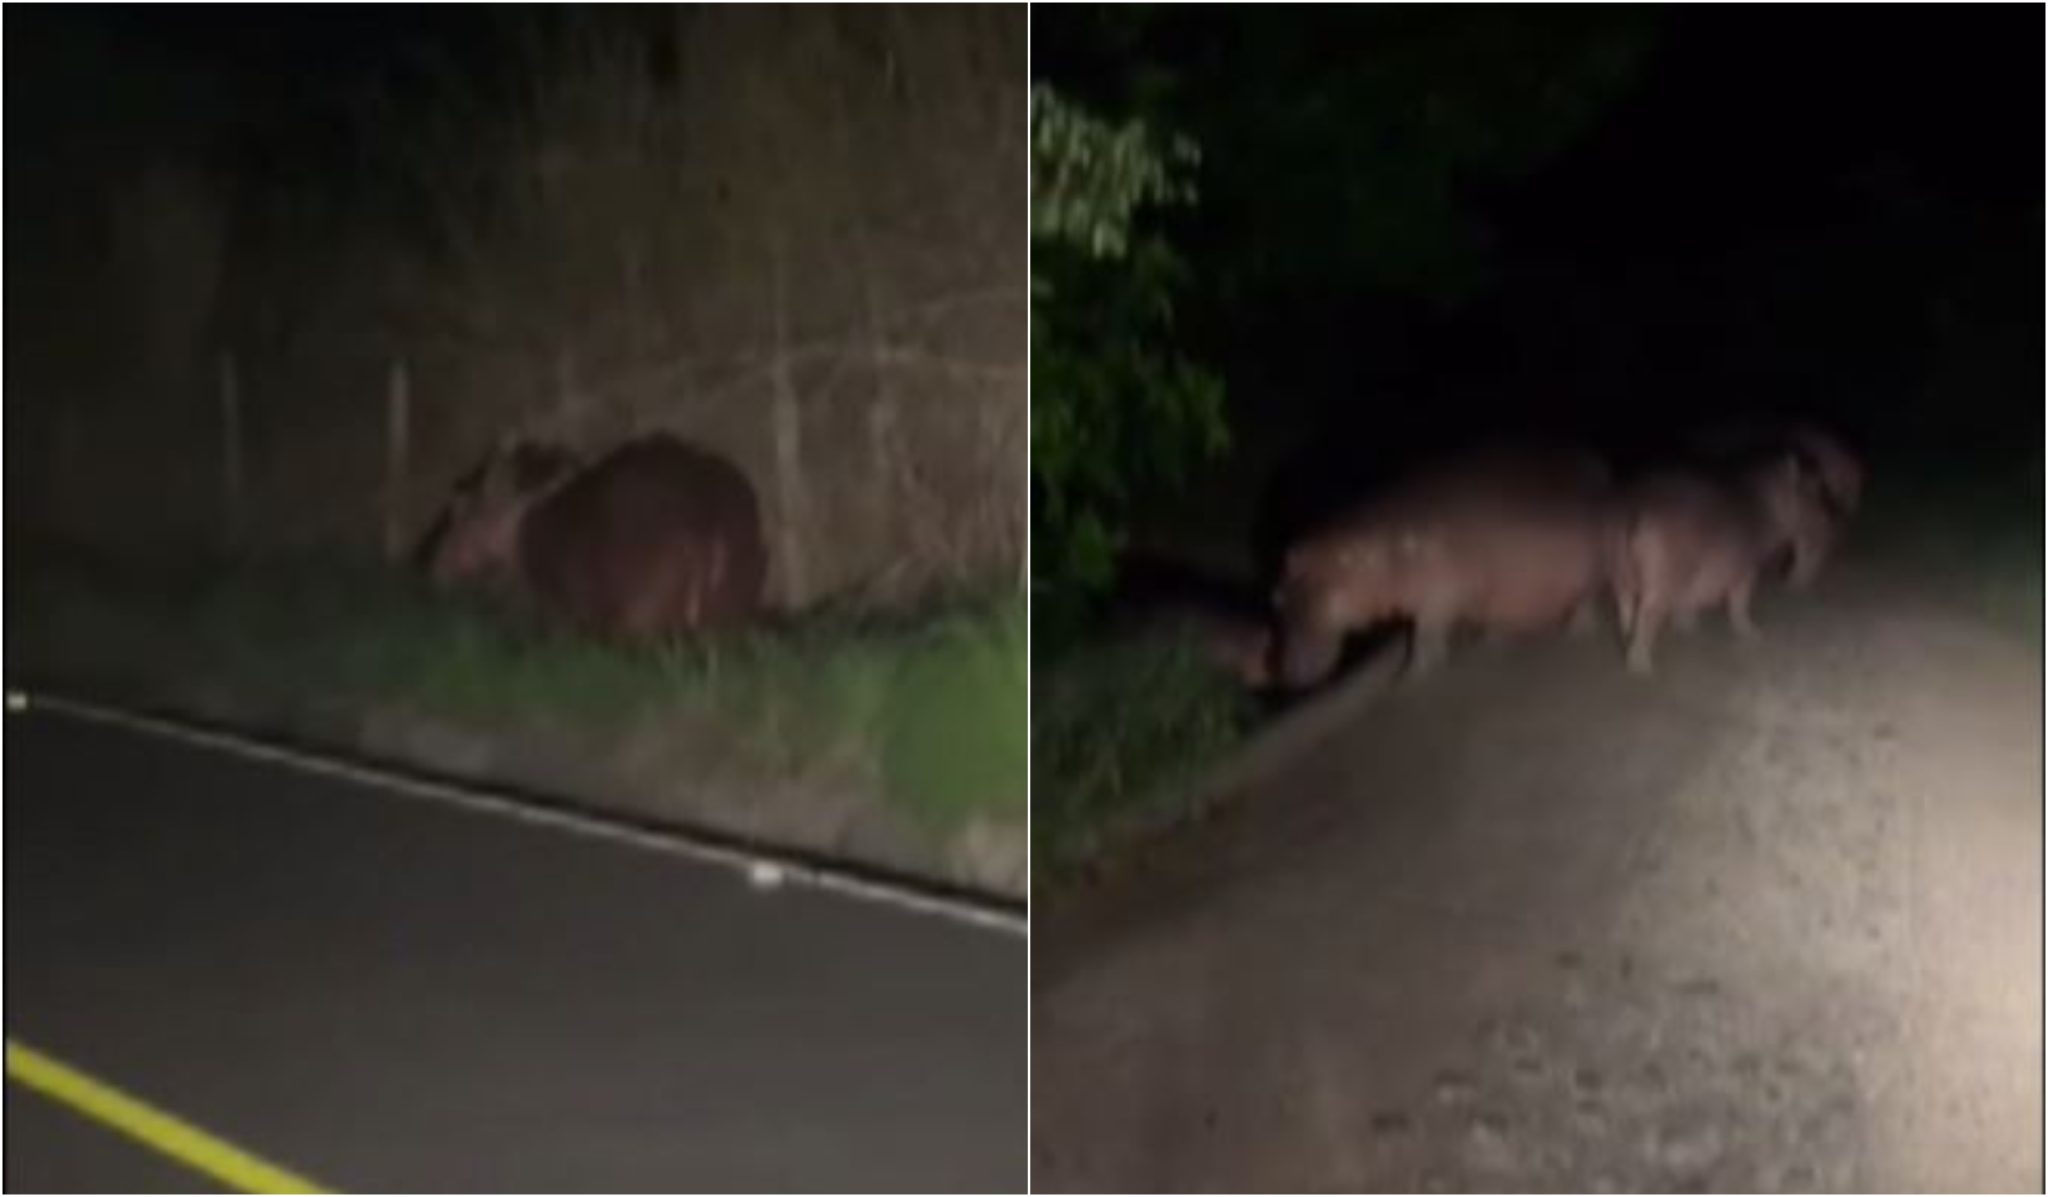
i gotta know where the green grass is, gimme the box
[6,548,1027,829]
[1032,627,1255,882]
[882,598,1030,826]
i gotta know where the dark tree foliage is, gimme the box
[1038,7,1658,308]
[1039,5,2039,476]
[1031,87,1223,639]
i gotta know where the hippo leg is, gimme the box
[613,565,669,640]
[1788,530,1830,590]
[1568,596,1600,638]
[1728,577,1759,638]
[1408,617,1451,676]
[1626,600,1663,675]
[684,563,706,631]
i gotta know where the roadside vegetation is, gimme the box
[1031,628,1254,881]
[1030,84,1253,882]
[9,547,1027,830]
[1860,452,2042,642]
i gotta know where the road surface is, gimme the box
[7,704,1026,1193]
[1035,556,2041,1192]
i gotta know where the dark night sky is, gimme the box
[8,5,2040,467]
[16,4,499,99]
[1036,6,2042,482]
[1500,7,2037,254]
[7,5,548,191]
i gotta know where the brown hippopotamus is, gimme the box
[1685,417,1864,586]
[421,431,767,639]
[1273,443,1614,688]
[1608,451,1833,674]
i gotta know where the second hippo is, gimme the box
[1608,451,1833,674]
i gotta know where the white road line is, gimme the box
[19,690,1028,938]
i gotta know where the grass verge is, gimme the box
[6,546,1027,833]
[1031,627,1255,884]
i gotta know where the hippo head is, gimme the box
[1278,526,1426,622]
[1745,450,1835,559]
[1788,424,1863,517]
[1273,524,1427,688]
[422,438,581,587]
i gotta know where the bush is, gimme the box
[7,549,1028,829]
[880,597,1029,826]
[1031,85,1225,625]
[1032,630,1254,880]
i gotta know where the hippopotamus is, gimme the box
[420,431,767,639]
[1608,451,1833,674]
[1776,423,1864,586]
[1273,443,1614,688]
[1685,417,1864,586]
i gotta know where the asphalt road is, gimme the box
[6,705,1027,1193]
[1036,557,2042,1192]
[6,1082,219,1194]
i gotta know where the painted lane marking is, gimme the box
[17,690,1027,937]
[6,1039,329,1194]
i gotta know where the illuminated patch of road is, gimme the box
[6,1039,329,1194]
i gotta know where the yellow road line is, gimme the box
[6,1039,329,1194]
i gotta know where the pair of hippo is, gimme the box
[1194,419,1864,689]
[417,432,767,639]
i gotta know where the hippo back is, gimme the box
[518,434,767,637]
[1273,442,1615,686]
[1685,416,1862,518]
